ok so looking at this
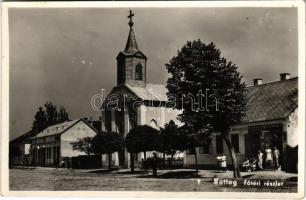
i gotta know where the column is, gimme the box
[137,105,146,125]
[123,110,130,168]
[111,111,116,132]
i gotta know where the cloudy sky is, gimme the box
[9,7,298,140]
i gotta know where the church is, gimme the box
[101,11,182,168]
[101,10,298,172]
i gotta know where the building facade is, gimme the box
[9,131,32,166]
[183,76,298,172]
[31,119,98,167]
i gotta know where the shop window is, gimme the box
[186,148,195,155]
[199,144,210,154]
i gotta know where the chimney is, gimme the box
[253,78,263,86]
[280,73,290,81]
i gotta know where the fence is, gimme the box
[142,158,183,169]
[70,155,102,169]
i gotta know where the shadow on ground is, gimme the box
[88,168,119,174]
[286,177,298,182]
[118,170,149,175]
[137,170,201,179]
[9,166,36,170]
[242,174,255,178]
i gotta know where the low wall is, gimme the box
[184,153,246,169]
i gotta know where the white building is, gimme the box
[31,119,98,167]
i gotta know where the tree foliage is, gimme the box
[71,132,124,155]
[166,40,246,177]
[91,132,124,155]
[160,120,187,156]
[71,131,124,169]
[125,125,163,154]
[166,40,246,132]
[32,106,47,134]
[70,137,93,155]
[32,102,69,135]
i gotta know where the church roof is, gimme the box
[243,77,298,123]
[125,83,168,102]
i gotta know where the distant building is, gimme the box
[9,131,32,166]
[30,119,98,167]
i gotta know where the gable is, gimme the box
[61,120,97,141]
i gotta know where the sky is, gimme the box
[9,7,298,140]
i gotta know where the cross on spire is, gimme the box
[127,10,134,27]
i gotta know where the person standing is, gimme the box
[273,147,280,170]
[152,152,158,176]
[220,154,227,172]
[265,146,273,167]
[257,150,263,170]
[216,154,222,170]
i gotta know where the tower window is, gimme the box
[135,63,143,80]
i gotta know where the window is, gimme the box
[231,134,240,153]
[135,63,143,80]
[199,144,210,154]
[186,148,195,155]
[216,135,223,154]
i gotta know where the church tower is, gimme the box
[116,10,147,88]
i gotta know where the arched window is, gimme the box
[135,63,143,80]
[149,119,159,130]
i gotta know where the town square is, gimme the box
[4,3,302,196]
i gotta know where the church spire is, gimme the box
[124,10,139,53]
[117,10,147,87]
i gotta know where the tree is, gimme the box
[71,132,124,170]
[32,106,47,134]
[161,121,187,163]
[125,125,163,172]
[32,103,69,135]
[58,106,69,123]
[166,40,246,178]
[178,125,212,175]
[92,132,124,170]
[70,137,94,155]
[45,102,59,125]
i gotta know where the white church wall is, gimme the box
[137,105,183,129]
